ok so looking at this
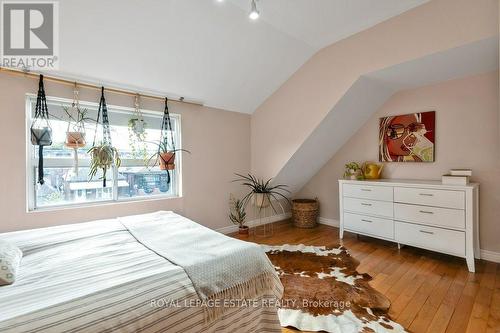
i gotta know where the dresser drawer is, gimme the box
[344,212,394,239]
[395,221,465,257]
[343,197,393,218]
[394,187,465,209]
[394,203,465,229]
[343,184,393,202]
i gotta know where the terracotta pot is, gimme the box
[65,131,86,149]
[253,193,271,208]
[238,226,249,235]
[159,152,175,170]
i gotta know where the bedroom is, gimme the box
[0,0,499,332]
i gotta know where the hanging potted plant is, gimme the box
[129,94,147,136]
[88,143,121,187]
[63,84,92,175]
[88,87,121,187]
[233,173,291,213]
[229,195,248,235]
[128,94,148,160]
[147,98,190,183]
[30,74,52,185]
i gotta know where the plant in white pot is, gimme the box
[233,173,291,213]
[229,195,248,235]
[128,94,148,161]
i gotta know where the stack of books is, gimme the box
[442,169,472,185]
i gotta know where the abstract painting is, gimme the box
[379,111,435,162]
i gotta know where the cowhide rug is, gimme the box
[262,244,407,333]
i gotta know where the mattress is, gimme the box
[0,215,282,333]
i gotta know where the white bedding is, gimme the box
[0,212,283,333]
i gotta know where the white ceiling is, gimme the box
[53,0,428,113]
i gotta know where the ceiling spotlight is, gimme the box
[249,0,259,20]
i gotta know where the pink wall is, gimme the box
[297,71,500,253]
[0,72,251,232]
[251,0,498,180]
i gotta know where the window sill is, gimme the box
[28,194,182,213]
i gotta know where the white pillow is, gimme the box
[0,240,23,286]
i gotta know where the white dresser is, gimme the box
[338,179,479,272]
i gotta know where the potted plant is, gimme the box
[129,117,146,136]
[344,162,364,180]
[130,94,147,137]
[233,173,291,213]
[147,138,190,171]
[128,118,148,161]
[63,106,92,148]
[88,143,121,188]
[229,195,248,235]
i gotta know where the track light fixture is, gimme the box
[249,0,260,20]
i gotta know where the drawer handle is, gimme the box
[419,193,434,197]
[361,219,373,223]
[419,230,434,235]
[361,203,372,206]
[361,189,372,192]
[419,210,434,214]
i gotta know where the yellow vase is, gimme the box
[362,162,384,179]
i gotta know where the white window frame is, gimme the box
[26,94,183,212]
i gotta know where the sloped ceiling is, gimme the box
[51,0,428,113]
[273,37,499,194]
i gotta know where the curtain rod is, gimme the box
[0,66,203,107]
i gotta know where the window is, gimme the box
[27,95,182,210]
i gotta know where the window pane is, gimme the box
[29,96,181,210]
[34,167,116,208]
[117,166,175,199]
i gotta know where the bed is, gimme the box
[0,211,283,333]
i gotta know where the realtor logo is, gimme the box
[1,1,59,69]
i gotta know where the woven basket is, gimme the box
[292,199,319,228]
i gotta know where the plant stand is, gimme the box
[252,197,284,237]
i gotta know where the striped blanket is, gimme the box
[0,213,283,333]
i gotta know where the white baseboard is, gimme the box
[217,212,292,235]
[480,249,500,263]
[318,217,340,227]
[218,216,500,263]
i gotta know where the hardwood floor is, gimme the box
[232,220,500,333]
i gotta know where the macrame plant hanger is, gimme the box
[132,94,146,137]
[158,97,176,184]
[92,87,113,187]
[30,75,52,185]
[65,83,85,175]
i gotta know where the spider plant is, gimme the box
[88,143,121,187]
[146,138,190,170]
[232,173,291,213]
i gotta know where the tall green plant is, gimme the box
[232,173,291,213]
